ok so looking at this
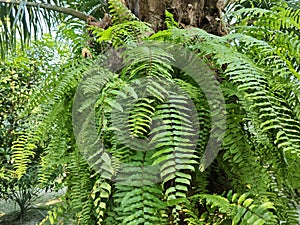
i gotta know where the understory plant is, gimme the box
[0,36,70,219]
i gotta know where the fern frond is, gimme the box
[121,44,173,79]
[189,29,300,163]
[67,150,95,224]
[200,191,278,224]
[222,96,271,193]
[108,0,137,24]
[12,133,38,178]
[229,6,300,31]
[149,92,199,224]
[92,20,153,47]
[38,114,70,186]
[165,10,179,29]
[259,6,300,30]
[91,178,112,224]
[12,58,92,178]
[113,151,166,225]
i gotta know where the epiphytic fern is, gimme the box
[11,2,300,225]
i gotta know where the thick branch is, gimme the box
[0,0,98,22]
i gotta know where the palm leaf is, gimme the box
[0,0,106,58]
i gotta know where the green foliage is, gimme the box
[0,35,69,218]
[183,191,278,225]
[108,0,137,24]
[92,20,153,47]
[2,1,300,225]
[165,10,179,29]
[0,0,108,58]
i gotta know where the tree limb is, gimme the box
[0,0,99,22]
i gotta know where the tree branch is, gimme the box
[0,0,99,22]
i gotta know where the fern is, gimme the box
[229,5,300,31]
[12,58,92,178]
[108,0,137,24]
[38,111,70,186]
[91,178,112,224]
[12,133,38,178]
[68,151,95,224]
[198,191,278,224]
[112,152,166,225]
[165,10,179,29]
[258,6,300,30]
[186,29,300,162]
[222,97,272,193]
[10,2,300,225]
[92,20,153,47]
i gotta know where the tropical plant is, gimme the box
[0,0,107,59]
[0,35,70,220]
[0,0,299,224]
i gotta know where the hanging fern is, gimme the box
[10,2,300,225]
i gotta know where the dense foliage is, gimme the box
[0,0,299,224]
[0,36,70,219]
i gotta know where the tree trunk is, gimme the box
[124,0,229,35]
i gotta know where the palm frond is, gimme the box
[0,0,106,58]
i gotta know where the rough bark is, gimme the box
[124,0,229,36]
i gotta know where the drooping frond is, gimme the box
[112,151,166,225]
[12,57,93,178]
